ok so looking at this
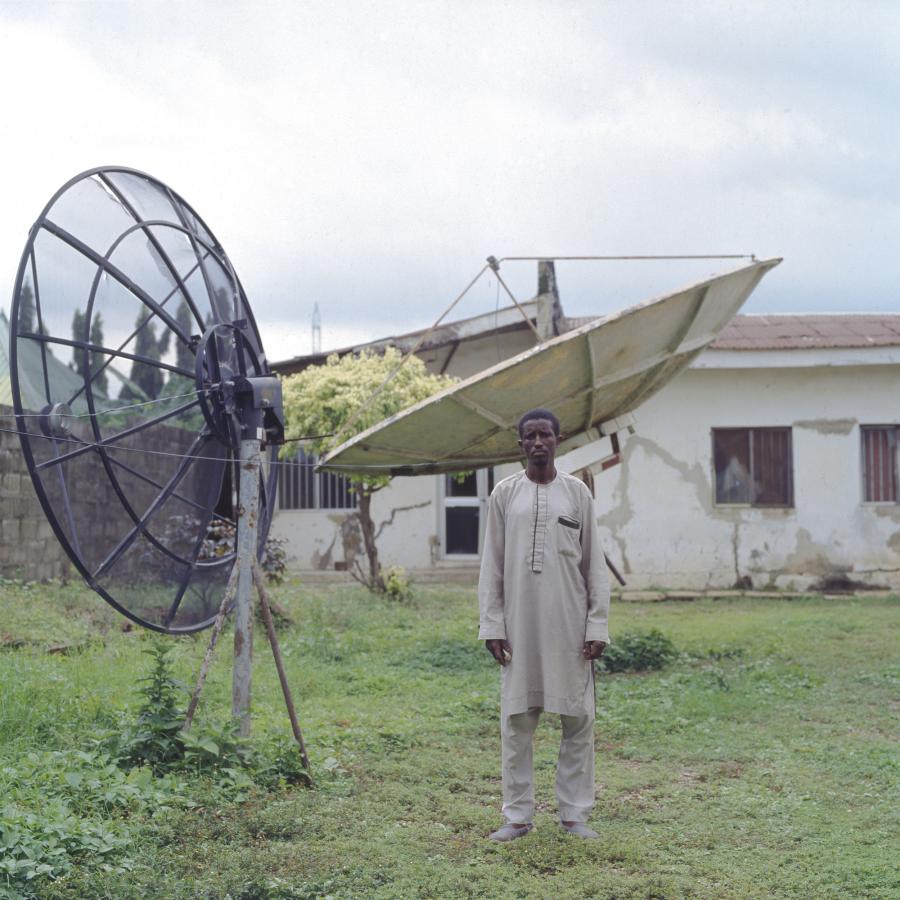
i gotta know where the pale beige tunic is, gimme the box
[478,470,610,717]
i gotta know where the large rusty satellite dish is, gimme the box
[320,258,781,476]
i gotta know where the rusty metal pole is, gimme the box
[232,438,260,736]
[183,560,241,732]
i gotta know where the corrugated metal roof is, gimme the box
[711,314,900,349]
[566,312,900,350]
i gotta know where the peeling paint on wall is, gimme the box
[782,527,847,577]
[599,436,715,579]
[311,533,337,571]
[339,514,363,569]
[300,512,365,571]
[597,454,633,575]
[793,417,857,435]
[629,436,712,510]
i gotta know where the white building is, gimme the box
[271,289,900,592]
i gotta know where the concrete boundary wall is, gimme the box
[0,404,209,585]
[0,405,71,581]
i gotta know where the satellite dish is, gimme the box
[320,258,781,475]
[8,166,279,634]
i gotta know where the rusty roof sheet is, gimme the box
[710,314,900,350]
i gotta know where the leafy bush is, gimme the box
[180,720,254,772]
[381,565,413,602]
[201,520,288,585]
[115,639,253,780]
[0,799,130,891]
[599,628,677,673]
[259,536,288,585]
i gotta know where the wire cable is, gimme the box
[81,387,217,417]
[498,254,757,262]
[0,424,334,467]
[327,262,492,446]
[3,386,218,419]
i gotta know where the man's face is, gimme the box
[518,417,559,467]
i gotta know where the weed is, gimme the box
[252,739,314,789]
[698,642,746,661]
[114,638,307,795]
[119,640,185,772]
[381,565,413,602]
[403,637,489,673]
[599,628,677,673]
[0,749,187,895]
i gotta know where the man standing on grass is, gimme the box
[479,408,610,841]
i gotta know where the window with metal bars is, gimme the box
[861,425,899,503]
[277,448,357,510]
[712,427,793,507]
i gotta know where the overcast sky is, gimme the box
[1,0,898,362]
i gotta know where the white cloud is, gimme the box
[1,0,898,367]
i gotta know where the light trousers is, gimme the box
[500,707,595,824]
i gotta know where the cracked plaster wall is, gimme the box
[596,363,900,590]
[270,474,437,572]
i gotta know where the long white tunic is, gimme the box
[478,470,611,717]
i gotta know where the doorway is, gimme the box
[440,469,494,558]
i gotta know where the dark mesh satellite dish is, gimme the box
[9,166,278,634]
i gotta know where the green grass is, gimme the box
[1,577,898,898]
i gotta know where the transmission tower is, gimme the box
[312,302,321,354]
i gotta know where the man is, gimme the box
[478,408,610,841]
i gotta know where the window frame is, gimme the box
[438,468,495,559]
[711,426,794,509]
[277,447,357,511]
[860,424,900,506]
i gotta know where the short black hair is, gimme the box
[517,408,560,437]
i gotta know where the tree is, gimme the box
[119,312,166,401]
[174,299,196,372]
[281,348,455,592]
[17,284,36,334]
[89,313,108,397]
[70,309,88,379]
[70,310,108,397]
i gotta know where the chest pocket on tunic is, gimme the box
[557,514,581,557]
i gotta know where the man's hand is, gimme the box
[582,640,607,661]
[485,639,512,666]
